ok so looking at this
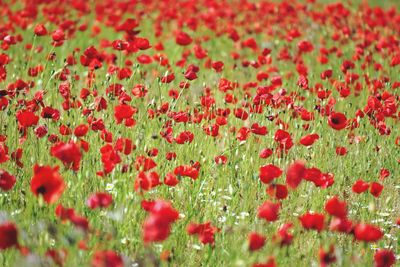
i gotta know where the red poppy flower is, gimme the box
[214,155,227,165]
[41,106,60,121]
[50,141,82,171]
[164,172,179,186]
[353,223,383,242]
[135,155,157,171]
[134,171,161,192]
[114,104,136,125]
[298,40,314,53]
[55,204,75,222]
[165,152,176,161]
[91,250,123,267]
[11,148,23,168]
[0,169,16,191]
[174,165,199,180]
[175,131,194,144]
[273,223,293,246]
[370,182,384,197]
[299,134,319,146]
[16,110,39,128]
[74,124,89,137]
[176,31,192,46]
[259,148,273,159]
[30,165,65,204]
[251,123,267,135]
[212,61,224,72]
[266,184,288,200]
[328,112,347,130]
[259,164,282,184]
[0,222,18,250]
[274,129,293,151]
[252,257,276,267]
[319,245,336,267]
[335,146,347,156]
[379,168,390,180]
[286,161,306,189]
[142,200,179,243]
[324,196,347,218]
[258,201,280,222]
[52,29,65,42]
[187,222,219,245]
[236,127,251,141]
[299,212,325,232]
[248,232,266,251]
[87,192,113,209]
[352,179,369,194]
[374,249,396,267]
[34,24,47,36]
[329,217,353,233]
[0,143,9,163]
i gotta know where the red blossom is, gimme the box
[30,165,65,204]
[187,222,219,246]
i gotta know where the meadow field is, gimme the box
[0,0,399,266]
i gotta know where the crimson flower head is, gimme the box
[91,250,123,267]
[87,192,113,209]
[0,143,9,163]
[176,31,192,46]
[134,171,161,192]
[353,223,383,242]
[30,165,65,204]
[187,221,219,246]
[248,232,266,251]
[74,124,89,137]
[299,212,325,232]
[273,223,293,247]
[135,155,157,171]
[298,40,314,53]
[50,141,82,171]
[114,104,136,126]
[328,112,347,130]
[252,257,276,267]
[335,146,347,156]
[0,222,18,250]
[374,249,396,267]
[300,133,319,146]
[274,129,293,152]
[258,201,280,222]
[329,217,353,233]
[352,179,369,194]
[266,184,288,200]
[34,24,47,36]
[175,131,194,144]
[142,200,179,243]
[174,165,199,180]
[0,169,16,191]
[164,172,179,186]
[286,160,306,189]
[324,196,347,218]
[370,182,384,197]
[52,29,65,42]
[319,245,336,267]
[55,204,89,231]
[16,110,39,128]
[259,164,282,184]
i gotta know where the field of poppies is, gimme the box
[0,0,399,266]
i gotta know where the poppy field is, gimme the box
[0,0,399,266]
